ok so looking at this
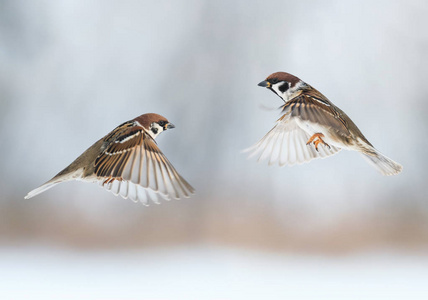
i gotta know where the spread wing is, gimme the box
[284,92,352,139]
[94,123,194,205]
[245,113,340,166]
[284,91,373,146]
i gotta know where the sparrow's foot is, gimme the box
[306,133,330,152]
[103,177,118,185]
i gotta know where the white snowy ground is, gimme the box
[1,246,427,300]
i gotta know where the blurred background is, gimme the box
[1,0,428,299]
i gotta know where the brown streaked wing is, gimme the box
[141,136,195,199]
[95,130,194,203]
[285,93,352,139]
[94,126,144,178]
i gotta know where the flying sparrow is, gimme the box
[25,113,195,204]
[245,72,402,176]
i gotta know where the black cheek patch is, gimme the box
[278,82,289,93]
[151,127,158,135]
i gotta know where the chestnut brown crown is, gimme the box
[135,113,169,128]
[265,72,301,88]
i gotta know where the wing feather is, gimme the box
[287,93,351,139]
[245,114,341,166]
[94,126,194,204]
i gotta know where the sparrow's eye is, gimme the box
[158,121,166,127]
[278,81,290,93]
[270,78,279,84]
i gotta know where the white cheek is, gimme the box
[272,82,294,100]
[148,123,164,139]
[272,84,284,98]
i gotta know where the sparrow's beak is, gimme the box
[258,80,271,88]
[166,123,175,130]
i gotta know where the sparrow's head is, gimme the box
[258,72,303,101]
[135,113,175,139]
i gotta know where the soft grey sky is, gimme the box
[2,2,428,298]
[0,0,427,230]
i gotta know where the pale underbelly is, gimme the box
[294,117,354,150]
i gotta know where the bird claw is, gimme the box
[306,133,330,152]
[103,177,116,185]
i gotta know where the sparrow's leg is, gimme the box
[306,133,330,152]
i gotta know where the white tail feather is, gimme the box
[24,181,62,199]
[361,149,402,176]
[24,169,84,199]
